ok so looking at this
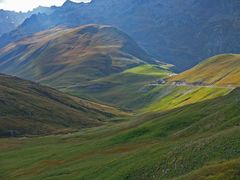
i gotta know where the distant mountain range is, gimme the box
[0,6,53,36]
[0,10,29,36]
[0,0,240,70]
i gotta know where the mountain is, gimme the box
[169,54,240,87]
[0,7,53,37]
[0,24,156,90]
[31,6,54,15]
[0,73,126,137]
[1,87,239,179]
[1,0,240,70]
[0,10,30,36]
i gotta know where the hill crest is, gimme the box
[169,54,240,87]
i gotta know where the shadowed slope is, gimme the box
[0,74,126,137]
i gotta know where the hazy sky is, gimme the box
[0,0,91,12]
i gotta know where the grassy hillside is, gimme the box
[64,61,233,112]
[67,64,172,109]
[134,53,239,113]
[0,88,239,179]
[0,24,156,89]
[66,60,234,111]
[141,85,232,112]
[169,54,240,87]
[176,158,240,180]
[0,74,126,137]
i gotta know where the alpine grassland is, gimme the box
[0,88,240,179]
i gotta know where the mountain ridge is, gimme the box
[0,6,54,37]
[1,0,240,70]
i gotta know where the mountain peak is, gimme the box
[63,0,78,7]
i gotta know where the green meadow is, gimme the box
[1,88,240,179]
